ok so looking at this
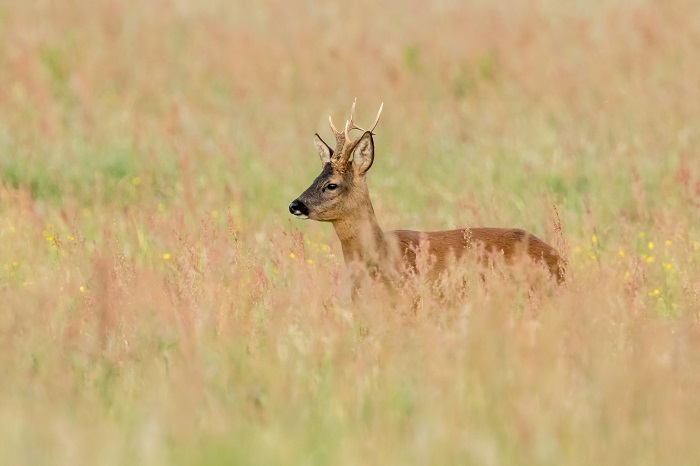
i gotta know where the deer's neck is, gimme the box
[331,201,389,266]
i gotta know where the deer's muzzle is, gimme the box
[289,199,309,219]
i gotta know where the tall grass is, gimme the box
[1,0,699,464]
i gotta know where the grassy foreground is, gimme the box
[1,0,700,464]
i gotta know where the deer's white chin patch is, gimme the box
[294,214,309,220]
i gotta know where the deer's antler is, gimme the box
[328,99,383,167]
[328,114,345,156]
[344,99,383,144]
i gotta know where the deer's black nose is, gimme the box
[289,199,309,217]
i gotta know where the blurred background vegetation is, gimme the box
[0,0,699,464]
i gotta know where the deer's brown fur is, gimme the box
[390,228,564,282]
[289,101,565,284]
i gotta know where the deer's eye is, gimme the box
[326,184,338,191]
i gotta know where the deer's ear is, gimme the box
[352,132,374,176]
[314,134,333,166]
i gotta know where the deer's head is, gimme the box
[289,100,383,222]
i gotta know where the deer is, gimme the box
[288,100,565,287]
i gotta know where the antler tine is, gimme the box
[367,102,384,134]
[344,98,367,146]
[345,97,366,134]
[328,113,347,157]
[328,115,342,136]
[349,98,357,124]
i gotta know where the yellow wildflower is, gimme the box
[665,240,671,246]
[648,289,660,297]
[211,210,220,218]
[663,263,672,271]
[306,259,313,264]
[131,177,142,186]
[162,253,171,260]
[618,249,625,257]
[289,253,296,259]
[79,286,85,293]
[647,241,654,250]
[646,256,654,263]
[591,235,598,244]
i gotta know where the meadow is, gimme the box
[1,0,700,464]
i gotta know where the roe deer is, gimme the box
[289,100,565,284]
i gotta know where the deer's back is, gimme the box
[387,227,565,282]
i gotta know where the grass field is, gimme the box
[1,0,700,464]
